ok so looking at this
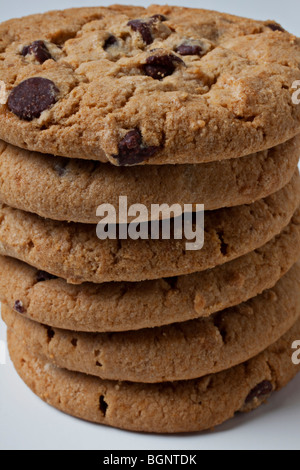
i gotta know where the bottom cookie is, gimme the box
[7,318,300,434]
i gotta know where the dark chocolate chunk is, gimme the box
[8,77,59,121]
[113,129,160,166]
[22,40,52,64]
[164,277,178,289]
[266,22,285,32]
[176,43,204,56]
[144,53,184,80]
[46,327,55,342]
[14,300,25,314]
[245,380,273,404]
[99,395,108,416]
[36,270,58,282]
[128,19,153,45]
[103,35,117,50]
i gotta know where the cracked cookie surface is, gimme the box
[0,5,300,165]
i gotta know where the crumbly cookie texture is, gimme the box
[0,212,299,332]
[0,173,299,284]
[7,318,300,433]
[0,137,299,223]
[0,6,300,165]
[3,263,300,383]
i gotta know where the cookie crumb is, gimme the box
[0,81,8,105]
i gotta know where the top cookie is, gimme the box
[0,5,300,166]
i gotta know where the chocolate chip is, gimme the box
[103,35,117,50]
[164,277,178,289]
[99,395,108,416]
[150,14,168,22]
[113,129,160,165]
[53,158,69,177]
[128,19,153,45]
[144,53,184,80]
[245,380,273,404]
[21,40,52,64]
[36,270,58,282]
[46,327,55,342]
[176,43,204,56]
[266,22,285,32]
[14,300,25,314]
[8,77,59,121]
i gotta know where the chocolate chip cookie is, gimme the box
[0,136,299,223]
[3,262,300,383]
[0,173,298,283]
[0,210,299,332]
[0,6,300,165]
[7,316,300,432]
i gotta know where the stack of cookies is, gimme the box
[0,5,300,433]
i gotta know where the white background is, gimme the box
[0,0,300,450]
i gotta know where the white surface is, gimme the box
[0,0,300,450]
